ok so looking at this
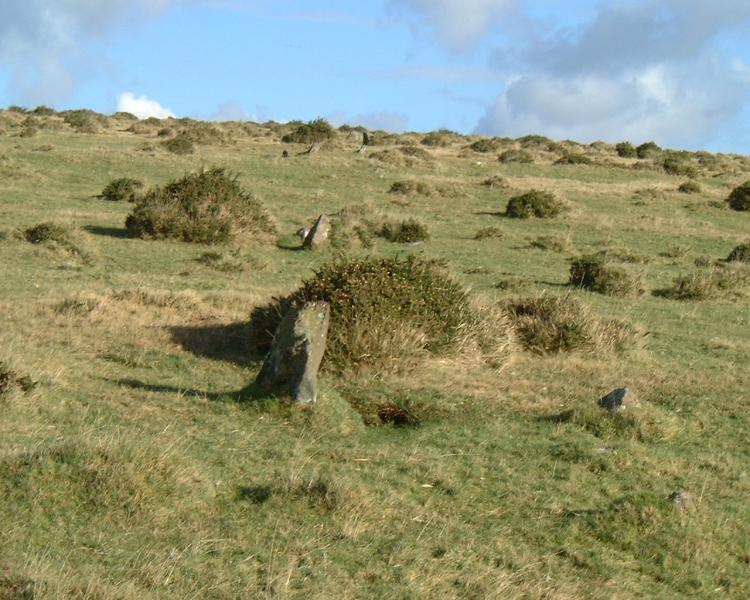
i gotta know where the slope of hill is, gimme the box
[1,109,749,598]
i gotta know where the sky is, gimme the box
[1,0,750,153]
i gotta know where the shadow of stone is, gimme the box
[169,321,267,365]
[83,225,130,239]
[275,242,305,251]
[237,484,274,504]
[538,410,576,424]
[113,378,288,404]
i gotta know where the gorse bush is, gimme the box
[253,256,511,372]
[378,219,430,243]
[727,181,750,211]
[636,141,661,159]
[616,142,637,158]
[420,130,455,147]
[506,190,564,219]
[569,254,643,296]
[726,242,750,263]
[662,157,697,178]
[125,167,275,244]
[281,118,335,144]
[62,109,104,134]
[505,295,640,355]
[99,178,144,203]
[24,222,71,245]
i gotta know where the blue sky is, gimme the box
[1,1,750,152]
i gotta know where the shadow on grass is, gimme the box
[275,241,305,251]
[169,321,268,365]
[114,377,273,403]
[83,225,130,239]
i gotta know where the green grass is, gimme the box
[0,110,749,598]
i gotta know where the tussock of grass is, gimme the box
[555,151,593,165]
[252,256,512,373]
[498,149,533,164]
[657,265,750,300]
[125,167,276,244]
[678,180,701,194]
[505,295,641,355]
[474,226,505,240]
[23,222,94,263]
[570,254,643,296]
[481,175,508,188]
[389,180,433,196]
[528,235,572,253]
[506,190,564,219]
[0,361,33,396]
[468,138,500,153]
[554,402,678,443]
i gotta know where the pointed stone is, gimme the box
[255,302,330,405]
[597,387,638,413]
[302,214,331,250]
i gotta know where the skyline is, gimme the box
[1,1,750,152]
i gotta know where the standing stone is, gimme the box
[255,302,330,405]
[302,214,331,250]
[597,387,638,413]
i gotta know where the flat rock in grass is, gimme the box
[302,214,331,250]
[598,387,638,413]
[255,301,330,405]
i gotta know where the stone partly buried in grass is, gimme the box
[255,302,330,405]
[598,388,638,414]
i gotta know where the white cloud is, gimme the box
[117,92,175,119]
[388,0,515,51]
[475,1,750,148]
[0,1,179,104]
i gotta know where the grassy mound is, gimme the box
[505,295,640,354]
[727,181,750,211]
[99,177,143,202]
[506,190,564,219]
[125,167,275,244]
[569,254,643,296]
[253,256,511,372]
[162,135,195,155]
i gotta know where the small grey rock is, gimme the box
[302,214,331,250]
[597,387,637,413]
[255,301,330,405]
[669,490,693,510]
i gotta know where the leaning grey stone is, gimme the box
[597,387,637,413]
[302,214,331,250]
[255,302,330,405]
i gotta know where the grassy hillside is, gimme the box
[1,109,749,598]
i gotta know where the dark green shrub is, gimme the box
[678,181,701,194]
[498,149,533,164]
[162,135,195,155]
[506,190,563,219]
[662,157,697,177]
[111,111,138,121]
[726,242,750,263]
[378,219,430,243]
[281,118,335,144]
[616,142,637,158]
[24,222,71,245]
[99,178,144,202]
[569,254,643,296]
[727,181,750,211]
[555,151,593,165]
[469,139,499,153]
[125,167,275,244]
[252,256,510,372]
[505,295,639,354]
[636,141,661,159]
[517,134,552,148]
[421,130,455,147]
[7,105,27,113]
